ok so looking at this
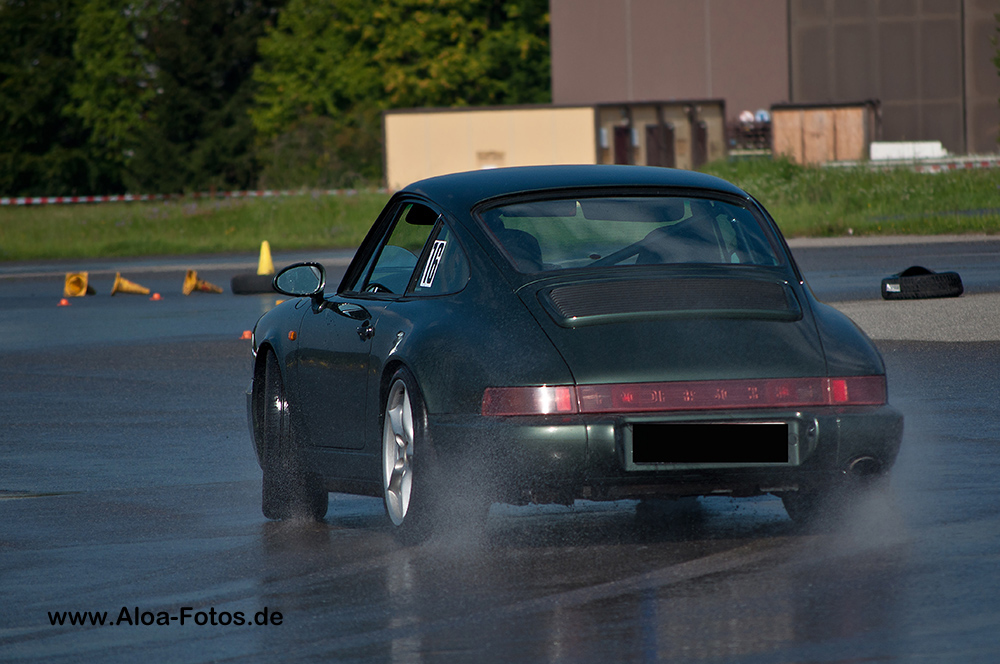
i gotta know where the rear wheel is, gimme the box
[381,368,437,542]
[381,367,492,543]
[780,490,826,525]
[258,350,328,520]
[781,472,890,528]
[383,375,416,526]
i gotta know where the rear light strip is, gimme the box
[481,376,886,416]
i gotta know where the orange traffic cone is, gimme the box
[110,272,150,296]
[182,270,223,295]
[64,272,96,297]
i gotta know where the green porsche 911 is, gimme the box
[246,165,903,537]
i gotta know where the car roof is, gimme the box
[400,164,751,213]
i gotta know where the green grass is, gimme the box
[0,191,390,261]
[2,158,999,261]
[701,157,1000,237]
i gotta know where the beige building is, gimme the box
[383,106,597,191]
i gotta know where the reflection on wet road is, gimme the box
[2,244,1000,662]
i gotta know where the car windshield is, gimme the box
[477,195,781,273]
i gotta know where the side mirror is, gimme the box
[273,262,326,298]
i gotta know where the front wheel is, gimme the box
[258,350,328,520]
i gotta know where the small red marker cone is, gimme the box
[150,292,162,301]
[58,298,71,307]
[240,330,253,340]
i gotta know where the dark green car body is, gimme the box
[247,165,903,524]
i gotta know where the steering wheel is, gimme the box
[364,282,393,294]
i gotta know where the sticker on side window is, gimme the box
[419,240,447,288]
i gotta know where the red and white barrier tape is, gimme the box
[914,159,1000,174]
[0,188,387,206]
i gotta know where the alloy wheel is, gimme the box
[383,379,414,526]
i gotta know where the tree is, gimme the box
[0,0,119,195]
[70,0,155,167]
[123,0,286,193]
[995,13,1000,144]
[251,0,551,187]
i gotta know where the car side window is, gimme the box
[356,203,439,295]
[411,224,470,296]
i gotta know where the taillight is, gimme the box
[481,385,578,416]
[827,376,886,405]
[481,376,885,416]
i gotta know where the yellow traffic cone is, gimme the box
[257,241,274,275]
[64,272,96,297]
[110,272,150,296]
[182,270,223,295]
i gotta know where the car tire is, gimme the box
[780,490,827,526]
[384,366,479,544]
[382,368,433,542]
[381,368,490,544]
[881,266,963,300]
[781,473,889,529]
[258,350,328,521]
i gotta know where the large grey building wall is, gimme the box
[551,0,1000,156]
[966,1,1000,154]
[789,0,1000,154]
[789,0,967,152]
[551,0,789,117]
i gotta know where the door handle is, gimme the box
[337,302,371,320]
[357,321,375,341]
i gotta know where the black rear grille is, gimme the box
[543,278,796,324]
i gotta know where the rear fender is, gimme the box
[370,278,574,417]
[809,299,886,376]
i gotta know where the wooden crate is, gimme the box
[772,102,879,164]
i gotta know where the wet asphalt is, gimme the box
[1,237,1000,662]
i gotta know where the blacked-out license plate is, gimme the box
[631,422,788,464]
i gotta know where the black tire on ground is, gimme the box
[881,266,963,300]
[231,273,276,295]
[257,350,328,520]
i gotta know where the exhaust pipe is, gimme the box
[847,455,882,478]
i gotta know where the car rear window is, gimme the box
[477,196,781,273]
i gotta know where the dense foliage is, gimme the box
[0,0,551,196]
[995,12,1000,143]
[251,0,551,188]
[0,0,106,196]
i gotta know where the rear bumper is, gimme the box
[428,404,903,504]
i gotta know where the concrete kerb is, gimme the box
[832,293,1000,342]
[784,234,1000,342]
